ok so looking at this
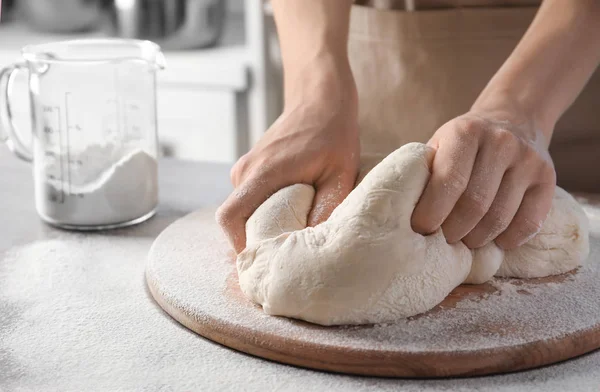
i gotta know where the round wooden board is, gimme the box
[146,195,600,378]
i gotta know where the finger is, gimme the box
[216,172,284,253]
[462,169,527,248]
[308,172,356,227]
[411,130,479,235]
[494,184,554,250]
[229,153,250,187]
[441,143,512,243]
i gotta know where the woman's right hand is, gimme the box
[217,59,360,253]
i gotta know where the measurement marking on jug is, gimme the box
[123,103,128,142]
[125,103,141,141]
[114,69,122,143]
[65,92,73,195]
[42,105,66,204]
[57,106,65,204]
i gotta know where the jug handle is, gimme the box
[0,62,33,162]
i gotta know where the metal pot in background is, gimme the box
[0,0,16,23]
[108,0,227,50]
[19,0,103,33]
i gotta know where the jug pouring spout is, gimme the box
[150,49,166,70]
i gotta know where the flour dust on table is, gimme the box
[37,144,158,227]
[237,143,590,326]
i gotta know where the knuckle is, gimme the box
[441,168,470,196]
[520,148,557,186]
[521,144,540,164]
[229,167,239,185]
[538,160,557,184]
[229,166,241,186]
[215,204,233,228]
[493,128,518,146]
[456,117,482,137]
[462,188,493,217]
[216,198,243,229]
[230,154,251,185]
[492,130,521,160]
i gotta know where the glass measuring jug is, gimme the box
[0,39,165,230]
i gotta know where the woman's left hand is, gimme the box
[410,110,556,250]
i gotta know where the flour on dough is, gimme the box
[235,143,590,326]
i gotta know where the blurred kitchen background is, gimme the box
[0,0,283,163]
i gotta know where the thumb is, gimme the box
[307,173,356,227]
[216,171,283,254]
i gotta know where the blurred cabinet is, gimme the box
[157,86,245,163]
[153,0,282,162]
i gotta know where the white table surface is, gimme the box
[1,145,599,392]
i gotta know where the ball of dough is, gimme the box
[498,187,590,278]
[235,143,589,326]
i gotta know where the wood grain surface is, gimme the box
[146,196,600,378]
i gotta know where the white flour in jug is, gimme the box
[37,146,158,227]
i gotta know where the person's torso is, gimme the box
[354,0,540,11]
[348,2,600,191]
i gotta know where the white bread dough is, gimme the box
[236,143,589,326]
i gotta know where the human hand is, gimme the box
[411,109,556,250]
[217,63,360,253]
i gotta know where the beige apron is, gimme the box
[348,4,600,192]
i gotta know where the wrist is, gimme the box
[471,87,554,148]
[283,51,358,114]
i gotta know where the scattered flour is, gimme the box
[2,207,600,390]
